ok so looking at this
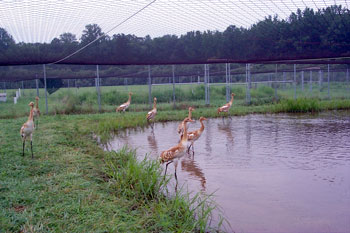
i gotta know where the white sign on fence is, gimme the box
[0,93,6,102]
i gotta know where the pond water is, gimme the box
[106,111,350,233]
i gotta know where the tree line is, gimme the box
[0,5,349,67]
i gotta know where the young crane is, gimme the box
[33,96,41,129]
[177,107,194,136]
[186,117,207,153]
[159,117,193,180]
[20,102,35,158]
[217,93,235,115]
[116,92,132,112]
[146,97,157,125]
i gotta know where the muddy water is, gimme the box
[107,112,350,233]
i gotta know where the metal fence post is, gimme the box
[228,63,231,89]
[148,65,152,108]
[327,64,330,99]
[226,63,230,102]
[246,64,251,104]
[309,70,312,93]
[318,70,322,88]
[96,65,101,112]
[283,72,286,89]
[294,64,297,100]
[346,68,349,92]
[204,64,207,104]
[43,64,48,114]
[36,79,39,97]
[172,65,176,108]
[207,64,210,105]
[301,71,304,92]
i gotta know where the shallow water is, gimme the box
[107,111,350,233]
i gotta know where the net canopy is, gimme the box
[0,0,349,74]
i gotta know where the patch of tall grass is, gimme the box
[277,98,321,113]
[104,147,223,232]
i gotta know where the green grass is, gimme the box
[0,114,222,232]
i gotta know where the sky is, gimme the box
[0,0,348,43]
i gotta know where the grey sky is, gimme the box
[0,0,348,43]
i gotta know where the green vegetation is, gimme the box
[0,114,221,232]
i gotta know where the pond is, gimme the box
[106,111,350,233]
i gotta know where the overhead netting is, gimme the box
[0,0,349,71]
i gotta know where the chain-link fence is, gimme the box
[1,63,349,118]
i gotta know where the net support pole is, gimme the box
[246,64,251,104]
[226,63,230,102]
[43,64,48,114]
[309,70,313,93]
[318,70,322,88]
[204,65,207,105]
[301,71,304,91]
[172,65,176,108]
[346,68,349,92]
[327,64,330,99]
[96,65,101,112]
[36,79,39,97]
[283,72,286,89]
[204,64,210,105]
[228,63,231,89]
[293,64,297,100]
[148,65,152,108]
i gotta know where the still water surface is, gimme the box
[107,112,350,233]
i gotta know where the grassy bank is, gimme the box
[1,82,349,118]
[0,114,220,232]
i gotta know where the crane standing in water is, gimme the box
[160,117,193,180]
[186,117,207,154]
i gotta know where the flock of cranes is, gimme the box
[20,92,236,181]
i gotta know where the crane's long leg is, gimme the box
[30,140,33,159]
[164,161,173,177]
[174,160,178,181]
[22,140,25,156]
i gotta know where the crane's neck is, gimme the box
[35,98,39,108]
[229,95,234,106]
[153,100,157,109]
[199,119,205,132]
[188,109,192,119]
[28,106,34,121]
[181,121,188,143]
[127,94,132,103]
